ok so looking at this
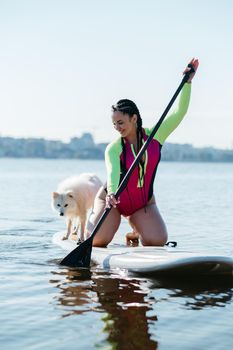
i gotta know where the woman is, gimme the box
[87,59,199,247]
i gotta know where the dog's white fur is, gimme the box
[52,173,102,241]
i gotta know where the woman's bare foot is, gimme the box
[126,231,139,247]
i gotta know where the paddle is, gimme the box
[60,62,195,267]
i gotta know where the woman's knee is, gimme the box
[140,234,167,246]
[93,236,111,247]
[139,224,168,246]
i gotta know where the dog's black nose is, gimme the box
[60,213,64,216]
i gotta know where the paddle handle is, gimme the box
[89,65,194,242]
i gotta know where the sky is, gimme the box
[0,0,233,149]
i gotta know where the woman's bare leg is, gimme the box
[128,197,168,246]
[86,187,121,247]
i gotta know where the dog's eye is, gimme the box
[64,204,68,207]
[57,204,61,207]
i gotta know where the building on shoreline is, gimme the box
[0,133,232,162]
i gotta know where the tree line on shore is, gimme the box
[0,133,232,162]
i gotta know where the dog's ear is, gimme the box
[66,191,74,198]
[52,192,59,198]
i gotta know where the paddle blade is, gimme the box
[60,236,93,267]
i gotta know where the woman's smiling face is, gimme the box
[112,111,137,139]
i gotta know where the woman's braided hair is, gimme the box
[112,99,144,180]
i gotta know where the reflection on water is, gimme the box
[50,268,93,317]
[151,276,233,310]
[49,267,233,350]
[50,267,158,349]
[92,271,158,350]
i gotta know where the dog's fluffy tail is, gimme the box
[89,174,103,187]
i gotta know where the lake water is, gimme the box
[0,158,233,350]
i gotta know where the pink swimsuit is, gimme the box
[117,131,161,216]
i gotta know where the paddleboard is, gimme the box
[53,232,233,276]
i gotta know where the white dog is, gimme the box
[52,173,102,242]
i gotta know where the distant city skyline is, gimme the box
[1,133,232,161]
[0,0,233,149]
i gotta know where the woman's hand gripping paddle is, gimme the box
[60,60,197,267]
